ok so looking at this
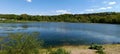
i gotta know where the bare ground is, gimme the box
[40,44,120,54]
[60,44,120,54]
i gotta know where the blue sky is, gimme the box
[0,0,120,15]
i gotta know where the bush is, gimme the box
[89,44,104,50]
[1,33,43,54]
[89,44,105,54]
[49,48,70,54]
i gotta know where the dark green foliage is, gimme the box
[89,44,104,50]
[89,44,105,54]
[49,48,70,54]
[0,12,120,24]
[1,33,43,54]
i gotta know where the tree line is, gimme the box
[0,12,120,24]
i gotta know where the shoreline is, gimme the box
[45,44,120,54]
[0,20,120,25]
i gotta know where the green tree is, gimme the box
[1,33,43,54]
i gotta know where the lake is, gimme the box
[0,22,120,45]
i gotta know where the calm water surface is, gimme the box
[0,22,120,45]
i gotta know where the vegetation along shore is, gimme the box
[0,12,120,24]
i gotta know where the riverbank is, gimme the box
[44,44,120,54]
[0,20,120,26]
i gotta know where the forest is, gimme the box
[0,12,120,24]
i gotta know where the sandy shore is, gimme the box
[49,44,120,54]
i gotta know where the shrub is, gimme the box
[89,44,105,54]
[89,44,104,50]
[1,33,43,54]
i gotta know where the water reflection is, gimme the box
[0,22,120,45]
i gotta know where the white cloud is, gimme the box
[103,1,116,5]
[99,7,106,10]
[108,1,116,5]
[107,7,112,9]
[56,10,71,14]
[98,7,112,10]
[85,9,94,12]
[26,0,32,2]
[85,6,112,12]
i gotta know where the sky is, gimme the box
[0,0,120,15]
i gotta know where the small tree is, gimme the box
[1,33,43,54]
